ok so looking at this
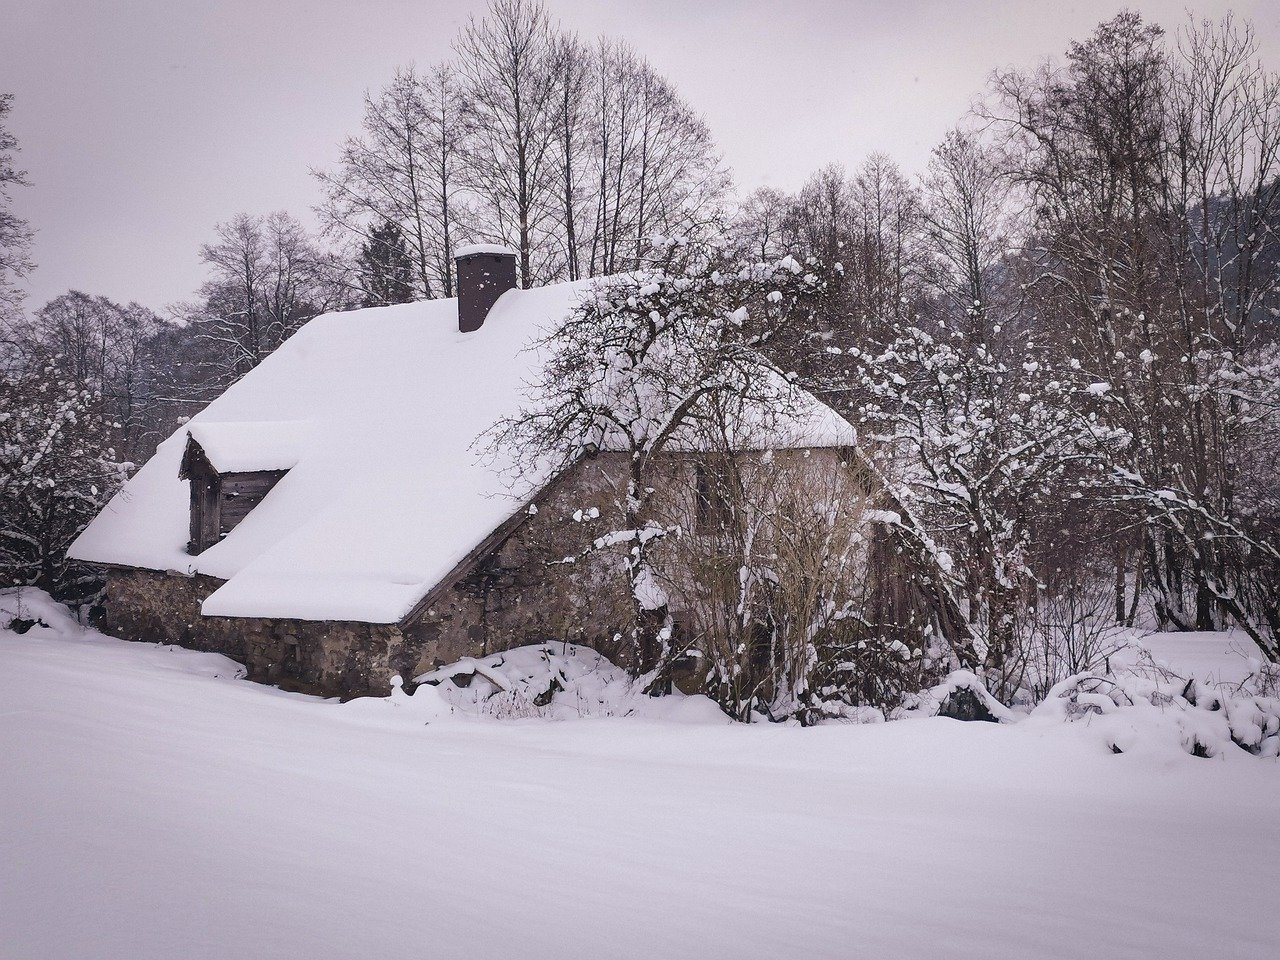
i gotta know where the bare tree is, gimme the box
[847,154,925,331]
[786,164,852,266]
[0,93,32,327]
[731,187,791,261]
[315,65,464,299]
[455,0,560,286]
[577,41,730,277]
[919,129,1019,334]
[187,212,350,386]
[782,156,926,351]
[549,30,593,281]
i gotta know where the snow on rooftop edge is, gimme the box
[68,277,855,623]
[186,421,312,473]
[455,243,518,258]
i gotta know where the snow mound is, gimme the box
[390,642,729,722]
[1028,650,1280,760]
[897,670,1017,723]
[0,587,84,636]
[891,639,1280,760]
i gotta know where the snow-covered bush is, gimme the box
[0,585,86,635]
[0,364,128,605]
[1031,652,1280,758]
[851,322,1105,700]
[401,642,726,722]
[896,669,1018,723]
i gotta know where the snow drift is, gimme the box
[1028,647,1280,759]
[355,642,727,723]
[4,594,1279,960]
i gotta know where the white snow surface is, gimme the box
[401,641,728,722]
[454,242,518,258]
[185,420,312,473]
[2,601,1278,960]
[1111,629,1266,687]
[67,281,853,623]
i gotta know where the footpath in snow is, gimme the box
[1,590,1278,960]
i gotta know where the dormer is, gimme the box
[178,422,304,555]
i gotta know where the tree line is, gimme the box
[499,9,1280,719]
[723,10,1280,703]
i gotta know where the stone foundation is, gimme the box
[102,569,413,698]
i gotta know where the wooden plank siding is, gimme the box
[189,471,220,555]
[218,471,287,532]
[181,436,288,555]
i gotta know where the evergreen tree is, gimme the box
[358,220,416,307]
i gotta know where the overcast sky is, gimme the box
[4,0,1277,312]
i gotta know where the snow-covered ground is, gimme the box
[2,597,1278,960]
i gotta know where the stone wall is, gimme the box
[403,454,638,674]
[102,569,412,698]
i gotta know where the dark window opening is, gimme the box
[695,460,733,534]
[749,617,774,671]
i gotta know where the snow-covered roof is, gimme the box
[69,278,854,624]
[185,421,311,474]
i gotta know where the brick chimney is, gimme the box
[455,244,518,333]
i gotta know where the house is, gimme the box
[69,246,856,697]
